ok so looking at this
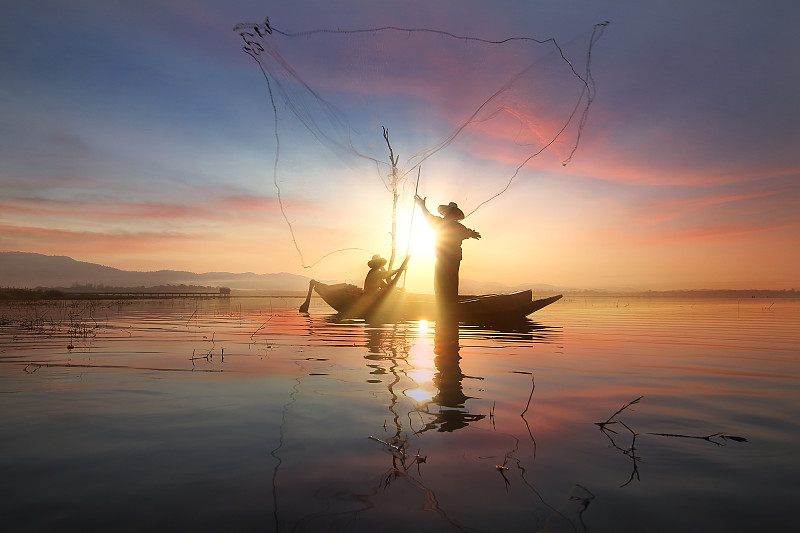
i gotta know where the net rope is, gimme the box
[234,17,609,268]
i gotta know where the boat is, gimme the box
[299,279,562,323]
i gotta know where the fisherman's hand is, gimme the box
[414,194,426,207]
[472,230,481,240]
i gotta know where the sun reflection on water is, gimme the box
[405,320,437,402]
[406,388,433,403]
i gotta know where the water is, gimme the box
[1,296,798,532]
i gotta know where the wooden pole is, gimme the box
[383,127,400,271]
[402,167,421,289]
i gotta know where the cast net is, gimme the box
[234,17,609,270]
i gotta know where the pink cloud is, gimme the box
[627,189,792,225]
[557,113,800,188]
[0,223,191,252]
[0,194,290,223]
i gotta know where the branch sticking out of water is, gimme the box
[251,315,273,339]
[368,435,406,457]
[185,304,198,328]
[648,432,748,446]
[511,370,538,456]
[521,374,535,417]
[595,396,642,431]
[598,416,640,487]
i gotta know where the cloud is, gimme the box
[0,223,191,252]
[3,0,798,288]
[0,194,285,223]
[626,187,794,226]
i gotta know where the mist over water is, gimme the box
[1,296,798,532]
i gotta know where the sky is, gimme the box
[1,0,798,291]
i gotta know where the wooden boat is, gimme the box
[299,279,562,323]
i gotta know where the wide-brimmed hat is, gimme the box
[368,254,387,268]
[437,201,465,220]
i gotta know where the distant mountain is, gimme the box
[0,252,597,295]
[0,252,312,292]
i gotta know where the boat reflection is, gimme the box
[293,307,584,530]
[360,316,559,434]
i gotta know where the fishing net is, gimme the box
[234,17,608,269]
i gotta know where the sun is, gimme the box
[406,218,436,260]
[396,215,436,293]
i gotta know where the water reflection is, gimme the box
[4,298,793,532]
[462,319,561,345]
[360,318,561,436]
[362,316,562,426]
[421,318,486,432]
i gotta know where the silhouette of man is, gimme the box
[414,195,481,308]
[363,254,403,294]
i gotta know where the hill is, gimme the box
[0,252,311,292]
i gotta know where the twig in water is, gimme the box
[598,417,641,487]
[513,370,538,456]
[521,374,535,417]
[251,315,273,339]
[496,464,511,488]
[189,348,210,362]
[185,305,198,328]
[648,432,748,446]
[595,396,642,430]
[368,435,407,457]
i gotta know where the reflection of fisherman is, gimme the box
[425,319,485,432]
[363,254,403,294]
[432,319,467,408]
[414,195,481,306]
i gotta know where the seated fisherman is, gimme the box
[364,254,404,294]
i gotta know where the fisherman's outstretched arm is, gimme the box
[414,194,436,223]
[460,224,481,240]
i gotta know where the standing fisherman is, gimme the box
[414,195,481,309]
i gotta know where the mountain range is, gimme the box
[0,252,313,292]
[2,253,793,297]
[1,252,562,294]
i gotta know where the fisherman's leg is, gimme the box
[434,261,445,301]
[441,260,460,305]
[453,260,461,296]
[435,261,456,315]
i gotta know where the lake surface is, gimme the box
[1,295,798,532]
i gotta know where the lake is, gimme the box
[1,295,798,532]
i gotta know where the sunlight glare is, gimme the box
[408,368,434,383]
[396,213,436,293]
[406,218,436,261]
[406,388,433,403]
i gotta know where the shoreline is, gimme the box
[1,287,798,301]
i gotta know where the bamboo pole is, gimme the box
[402,167,421,289]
